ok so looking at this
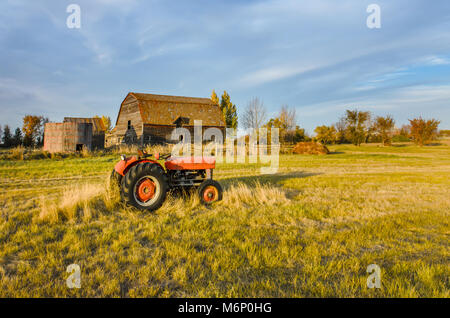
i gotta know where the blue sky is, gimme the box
[1,0,450,133]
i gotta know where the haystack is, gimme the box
[292,142,329,155]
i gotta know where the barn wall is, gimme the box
[44,123,65,153]
[63,117,105,149]
[142,125,176,144]
[43,122,93,153]
[73,123,93,151]
[143,125,226,145]
[115,96,143,141]
[92,133,105,149]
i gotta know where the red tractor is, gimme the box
[111,150,223,211]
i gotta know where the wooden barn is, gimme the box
[63,117,106,149]
[43,117,106,153]
[43,122,93,153]
[110,92,226,145]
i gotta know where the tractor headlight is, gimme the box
[121,155,126,161]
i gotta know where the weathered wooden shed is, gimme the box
[110,92,226,145]
[63,117,106,149]
[43,122,93,153]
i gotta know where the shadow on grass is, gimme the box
[392,144,408,148]
[167,171,321,200]
[220,171,321,197]
[220,171,321,199]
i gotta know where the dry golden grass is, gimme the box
[10,146,25,160]
[37,180,288,224]
[38,179,121,224]
[222,181,289,208]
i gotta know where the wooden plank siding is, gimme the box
[63,118,106,149]
[43,122,93,153]
[143,125,226,145]
[114,96,143,144]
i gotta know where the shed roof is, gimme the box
[120,92,225,127]
[64,117,106,133]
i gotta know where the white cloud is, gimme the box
[239,64,317,87]
[421,55,450,66]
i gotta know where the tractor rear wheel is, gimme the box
[121,163,168,211]
[198,180,223,205]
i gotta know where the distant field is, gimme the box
[0,142,449,297]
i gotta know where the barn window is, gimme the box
[127,120,131,130]
[174,117,190,128]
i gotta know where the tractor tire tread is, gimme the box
[120,163,168,211]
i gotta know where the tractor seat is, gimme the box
[164,157,216,170]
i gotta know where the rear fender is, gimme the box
[114,157,164,176]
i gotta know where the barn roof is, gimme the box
[63,117,106,132]
[121,92,225,127]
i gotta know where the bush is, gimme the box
[409,118,440,146]
[392,135,410,142]
[27,151,51,160]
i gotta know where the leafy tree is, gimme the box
[102,116,112,132]
[242,97,267,130]
[409,117,440,146]
[22,115,43,147]
[2,125,13,147]
[344,109,372,146]
[392,125,411,142]
[219,91,238,129]
[293,126,309,143]
[374,115,395,146]
[12,128,23,147]
[265,106,298,144]
[211,90,220,106]
[334,117,348,144]
[314,125,336,144]
[265,117,284,137]
[95,115,112,132]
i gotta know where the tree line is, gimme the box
[0,115,49,148]
[210,91,444,147]
[314,110,441,146]
[0,92,444,148]
[211,91,308,144]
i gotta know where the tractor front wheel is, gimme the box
[121,163,168,211]
[198,180,223,205]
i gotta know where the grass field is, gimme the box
[0,142,449,297]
